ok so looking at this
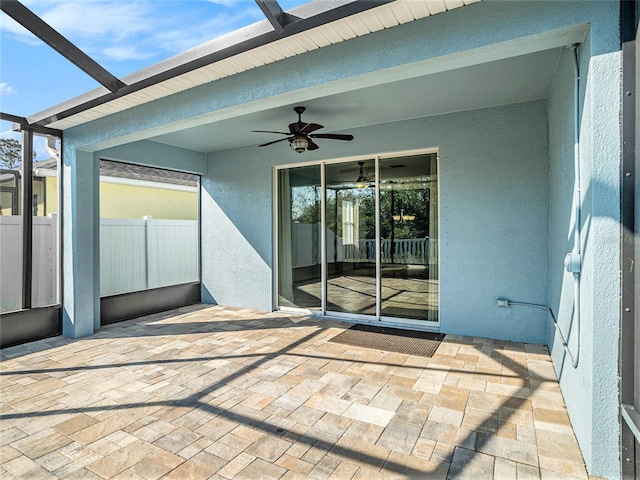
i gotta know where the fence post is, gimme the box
[49,213,58,304]
[144,216,154,289]
[425,236,429,265]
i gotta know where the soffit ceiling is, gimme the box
[148,47,562,153]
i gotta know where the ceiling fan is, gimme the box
[253,106,354,153]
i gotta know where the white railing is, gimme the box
[0,216,199,311]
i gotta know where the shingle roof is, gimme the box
[33,158,198,188]
[100,160,198,188]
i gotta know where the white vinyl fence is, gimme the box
[0,216,198,311]
[100,216,199,296]
[0,214,59,313]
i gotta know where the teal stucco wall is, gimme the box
[61,1,622,477]
[548,22,621,478]
[201,101,550,345]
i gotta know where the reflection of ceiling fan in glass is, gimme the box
[355,161,371,188]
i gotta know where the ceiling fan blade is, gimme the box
[309,133,354,141]
[306,140,320,150]
[300,123,324,135]
[258,137,292,147]
[252,130,290,135]
[289,122,303,134]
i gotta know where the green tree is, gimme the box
[0,139,21,169]
[0,138,35,169]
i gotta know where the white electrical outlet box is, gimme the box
[564,252,581,273]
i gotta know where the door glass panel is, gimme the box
[325,160,376,315]
[277,166,322,309]
[379,154,438,321]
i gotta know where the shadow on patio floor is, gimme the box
[0,304,588,479]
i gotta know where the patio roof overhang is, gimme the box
[74,22,588,156]
[26,0,478,130]
[12,0,588,158]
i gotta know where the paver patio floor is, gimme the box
[1,304,590,479]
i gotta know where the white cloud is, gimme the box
[0,12,42,43]
[0,83,15,96]
[103,46,154,61]
[151,7,263,53]
[0,129,20,140]
[2,1,265,72]
[1,2,155,49]
[206,0,245,7]
[40,2,154,42]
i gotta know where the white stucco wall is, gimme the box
[202,100,550,345]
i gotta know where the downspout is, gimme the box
[33,137,61,178]
[45,136,60,161]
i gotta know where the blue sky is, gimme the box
[0,0,308,158]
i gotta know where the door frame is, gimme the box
[273,147,440,332]
[620,0,639,475]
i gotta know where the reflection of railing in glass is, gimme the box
[344,238,437,264]
[290,223,436,267]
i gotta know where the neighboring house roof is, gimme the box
[33,158,57,170]
[99,160,198,188]
[33,0,478,130]
[33,158,198,188]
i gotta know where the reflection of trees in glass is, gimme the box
[356,185,430,240]
[291,183,431,241]
[380,186,430,264]
[292,185,321,224]
[379,186,430,239]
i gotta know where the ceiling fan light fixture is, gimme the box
[355,161,370,188]
[253,107,354,153]
[355,178,370,188]
[290,136,308,153]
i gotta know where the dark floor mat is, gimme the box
[328,323,445,357]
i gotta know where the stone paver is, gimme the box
[1,304,591,479]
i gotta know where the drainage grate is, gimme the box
[328,323,444,358]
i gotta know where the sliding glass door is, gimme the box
[379,155,438,321]
[277,165,322,310]
[276,151,439,327]
[325,160,376,315]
